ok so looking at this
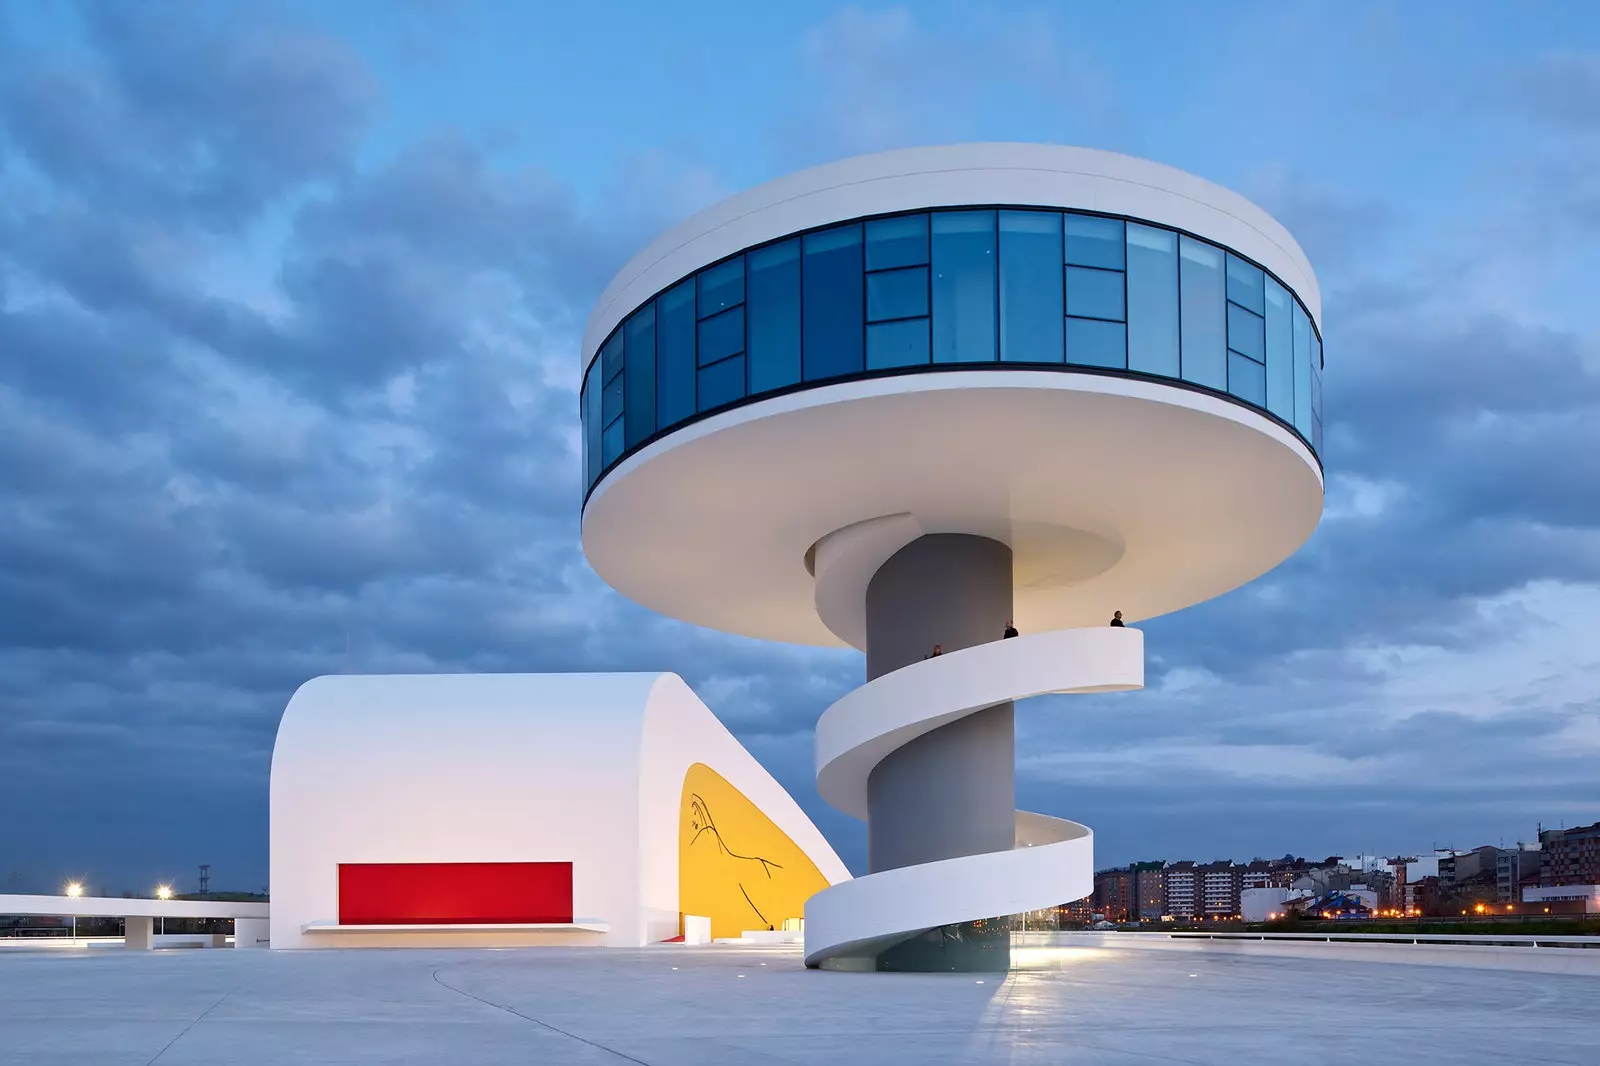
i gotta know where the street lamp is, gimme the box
[65,882,83,942]
[156,885,172,936]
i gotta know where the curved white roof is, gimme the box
[269,672,849,948]
[582,143,1320,375]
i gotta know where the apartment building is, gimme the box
[1131,861,1166,921]
[1164,861,1198,920]
[1541,822,1600,886]
[1059,897,1094,925]
[1498,844,1541,902]
[1200,861,1242,918]
[1240,859,1300,891]
[1094,868,1133,922]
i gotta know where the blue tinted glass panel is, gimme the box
[866,318,930,369]
[658,281,697,429]
[698,257,744,319]
[1228,351,1266,406]
[802,224,864,381]
[931,210,996,364]
[999,210,1063,363]
[697,355,745,412]
[623,305,656,447]
[601,357,624,427]
[1264,279,1294,422]
[1126,223,1178,378]
[866,266,929,321]
[1311,335,1323,428]
[698,306,744,366]
[602,332,623,383]
[602,417,623,467]
[1064,214,1125,269]
[1065,317,1126,369]
[583,362,601,487]
[1179,235,1226,390]
[1293,303,1313,440]
[1227,302,1264,362]
[865,214,929,271]
[1065,266,1124,321]
[747,239,801,394]
[1313,339,1324,454]
[1225,254,1265,315]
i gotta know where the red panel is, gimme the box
[338,862,573,925]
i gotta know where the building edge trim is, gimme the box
[581,363,1324,516]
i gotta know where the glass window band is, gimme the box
[583,205,1322,500]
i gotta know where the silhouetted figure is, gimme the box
[1003,621,1019,639]
[1109,611,1125,627]
[929,644,943,657]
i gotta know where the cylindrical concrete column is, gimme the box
[863,534,1014,875]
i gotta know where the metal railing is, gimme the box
[1078,930,1600,950]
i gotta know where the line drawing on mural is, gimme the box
[687,792,784,928]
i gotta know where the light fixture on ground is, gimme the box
[580,143,1326,972]
[157,884,172,935]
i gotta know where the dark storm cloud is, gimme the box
[1498,50,1600,233]
[0,2,374,228]
[1007,148,1600,867]
[0,3,770,891]
[1133,238,1600,686]
[2,3,1598,892]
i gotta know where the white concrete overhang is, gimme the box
[583,142,1321,377]
[0,894,270,919]
[582,370,1323,648]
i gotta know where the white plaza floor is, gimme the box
[3,936,1597,1064]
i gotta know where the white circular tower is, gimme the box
[580,144,1324,971]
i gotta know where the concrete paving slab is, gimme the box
[0,937,1596,1064]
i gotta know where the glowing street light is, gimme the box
[156,884,173,936]
[64,882,84,943]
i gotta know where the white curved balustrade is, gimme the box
[804,626,1144,969]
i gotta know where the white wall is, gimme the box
[1522,885,1600,913]
[272,673,653,949]
[0,895,268,920]
[636,673,850,943]
[270,672,847,950]
[1060,932,1600,976]
[1241,887,1291,923]
[234,917,270,948]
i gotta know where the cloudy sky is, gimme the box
[4,0,1600,896]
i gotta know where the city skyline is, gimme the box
[4,0,1600,891]
[1086,819,1600,922]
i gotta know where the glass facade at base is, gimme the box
[582,207,1324,496]
[817,915,1015,973]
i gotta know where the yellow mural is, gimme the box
[679,762,829,939]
